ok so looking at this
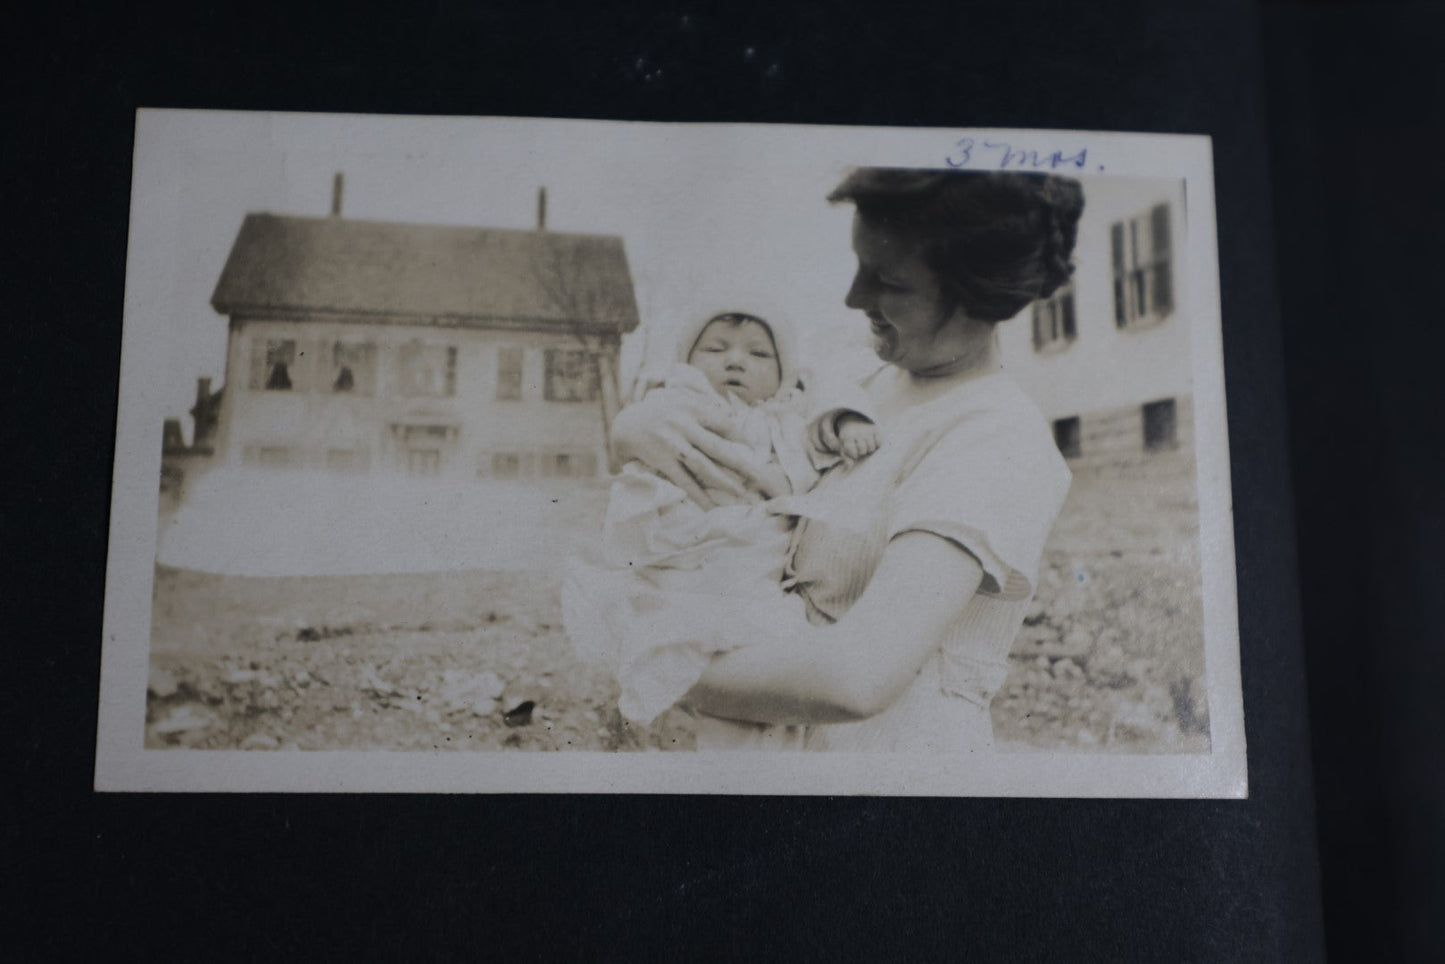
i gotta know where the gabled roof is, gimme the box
[211,213,639,333]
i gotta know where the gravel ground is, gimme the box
[146,450,1210,754]
[147,568,696,751]
[991,450,1211,753]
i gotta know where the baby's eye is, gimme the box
[750,351,774,359]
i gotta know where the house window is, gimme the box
[389,424,456,477]
[249,339,303,391]
[396,424,454,444]
[1142,398,1179,452]
[496,347,524,401]
[327,341,377,395]
[492,453,522,479]
[397,344,457,397]
[1053,417,1082,459]
[544,349,598,402]
[407,450,442,477]
[1112,202,1175,329]
[326,448,367,472]
[162,419,186,453]
[539,451,600,479]
[483,452,544,479]
[1032,286,1077,352]
[258,446,292,467]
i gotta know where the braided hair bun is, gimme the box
[829,168,1086,322]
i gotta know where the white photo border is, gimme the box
[96,110,1244,797]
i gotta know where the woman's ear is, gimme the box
[937,285,968,327]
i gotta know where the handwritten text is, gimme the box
[944,137,1097,172]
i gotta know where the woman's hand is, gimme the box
[611,392,792,506]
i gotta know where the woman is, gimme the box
[612,168,1085,752]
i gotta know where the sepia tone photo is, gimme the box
[97,112,1244,795]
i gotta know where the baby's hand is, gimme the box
[835,414,881,461]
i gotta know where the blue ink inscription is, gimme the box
[945,137,1090,172]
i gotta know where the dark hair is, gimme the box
[828,168,1085,323]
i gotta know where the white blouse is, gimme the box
[774,366,1072,752]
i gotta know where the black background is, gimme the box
[1264,3,1445,959]
[9,0,1438,958]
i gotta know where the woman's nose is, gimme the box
[844,273,871,311]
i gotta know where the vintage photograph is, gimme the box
[97,112,1244,795]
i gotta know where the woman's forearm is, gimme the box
[686,531,987,726]
[685,626,877,725]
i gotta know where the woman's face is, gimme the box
[844,214,966,371]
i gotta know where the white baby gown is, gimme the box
[563,301,876,750]
[562,363,820,749]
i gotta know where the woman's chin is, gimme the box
[871,332,900,362]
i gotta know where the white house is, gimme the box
[997,178,1192,472]
[203,200,639,484]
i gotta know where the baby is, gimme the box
[562,306,879,749]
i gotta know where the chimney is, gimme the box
[331,172,344,217]
[191,376,220,448]
[537,186,547,231]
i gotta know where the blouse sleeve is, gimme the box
[885,406,1071,601]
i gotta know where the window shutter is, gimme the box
[1031,304,1043,349]
[249,338,266,389]
[1153,265,1174,316]
[1062,292,1077,339]
[332,340,348,394]
[1151,204,1174,315]
[1150,203,1172,257]
[1110,224,1127,327]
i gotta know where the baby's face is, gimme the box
[688,317,782,405]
